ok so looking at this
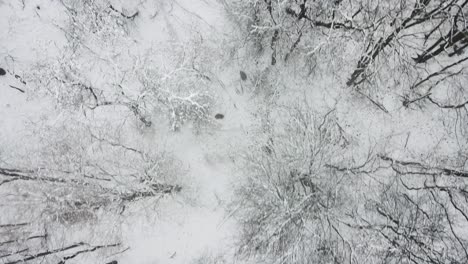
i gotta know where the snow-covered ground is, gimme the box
[0,0,258,263]
[1,0,464,263]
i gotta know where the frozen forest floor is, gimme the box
[2,0,468,263]
[0,0,258,263]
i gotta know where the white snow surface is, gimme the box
[0,0,254,263]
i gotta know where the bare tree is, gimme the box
[344,0,468,113]
[222,0,362,70]
[0,115,183,263]
[26,0,216,131]
[225,0,468,114]
[233,103,360,264]
[233,99,468,263]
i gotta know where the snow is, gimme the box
[1,0,462,263]
[0,0,254,262]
